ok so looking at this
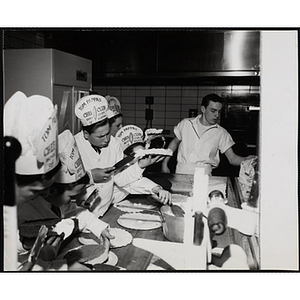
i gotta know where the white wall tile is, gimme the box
[121,88,136,96]
[182,87,198,97]
[153,104,166,111]
[165,97,182,105]
[95,85,259,135]
[166,89,182,97]
[166,103,181,112]
[150,88,166,97]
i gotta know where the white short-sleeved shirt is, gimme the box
[174,115,235,175]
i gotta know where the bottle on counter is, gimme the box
[193,211,204,246]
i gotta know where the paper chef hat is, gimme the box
[4,91,59,175]
[105,95,122,119]
[115,125,144,152]
[56,130,86,183]
[75,95,108,126]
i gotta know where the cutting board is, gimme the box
[166,174,194,195]
[166,174,227,196]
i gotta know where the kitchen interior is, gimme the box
[4,29,260,177]
[2,29,298,272]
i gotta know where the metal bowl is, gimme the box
[160,205,185,243]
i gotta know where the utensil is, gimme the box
[19,225,48,271]
[113,154,137,174]
[116,203,158,213]
[118,215,161,222]
[147,193,185,217]
[170,203,185,217]
[113,148,173,175]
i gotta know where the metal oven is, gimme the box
[221,93,260,156]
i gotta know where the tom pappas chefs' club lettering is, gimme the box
[68,143,84,174]
[36,111,58,171]
[41,124,52,143]
[124,126,137,132]
[70,146,76,160]
[74,158,83,169]
[81,105,106,119]
[77,97,105,111]
[129,132,134,144]
[110,103,120,113]
[120,132,142,144]
[44,141,56,156]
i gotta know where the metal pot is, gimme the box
[160,205,185,243]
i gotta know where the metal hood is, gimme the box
[156,30,260,77]
[222,30,260,75]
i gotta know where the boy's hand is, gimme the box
[152,186,172,205]
[39,233,65,261]
[91,167,115,183]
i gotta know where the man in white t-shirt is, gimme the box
[162,93,256,175]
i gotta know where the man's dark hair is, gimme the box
[16,162,61,186]
[201,94,224,108]
[82,118,109,134]
[108,113,123,126]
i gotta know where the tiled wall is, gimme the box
[94,85,260,137]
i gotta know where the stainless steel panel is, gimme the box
[223,31,260,71]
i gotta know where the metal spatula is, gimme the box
[170,203,185,217]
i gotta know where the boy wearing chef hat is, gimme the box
[4,91,61,204]
[4,91,67,252]
[74,94,163,217]
[3,91,69,269]
[113,125,172,205]
[45,129,114,242]
[17,130,114,270]
[115,124,145,156]
[105,95,123,137]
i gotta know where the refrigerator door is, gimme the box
[53,85,74,134]
[53,85,90,134]
[74,89,90,134]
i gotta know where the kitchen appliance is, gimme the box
[4,49,92,135]
[221,93,260,155]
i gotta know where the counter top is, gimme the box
[147,173,227,196]
[101,175,259,270]
[100,203,170,270]
[59,175,259,271]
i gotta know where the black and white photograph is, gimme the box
[1,5,299,297]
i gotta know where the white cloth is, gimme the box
[174,115,235,175]
[75,132,144,217]
[238,158,256,201]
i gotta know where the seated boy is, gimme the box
[19,130,115,270]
